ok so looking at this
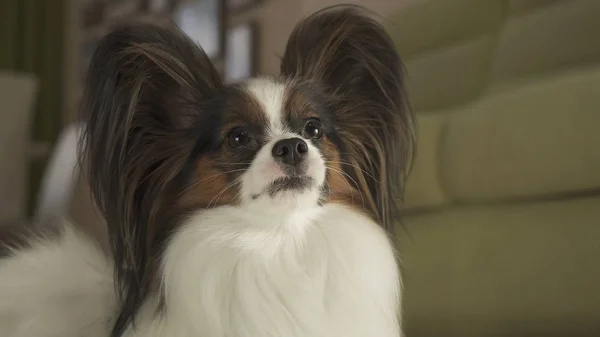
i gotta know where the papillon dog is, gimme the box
[0,5,414,337]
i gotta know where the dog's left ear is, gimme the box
[78,22,223,336]
[281,6,415,231]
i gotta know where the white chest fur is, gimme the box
[134,204,401,337]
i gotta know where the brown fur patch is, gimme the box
[219,88,269,139]
[178,88,270,211]
[321,138,364,210]
[178,157,240,209]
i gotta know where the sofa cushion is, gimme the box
[387,0,600,113]
[405,35,495,112]
[386,0,503,58]
[442,67,600,202]
[507,0,561,15]
[491,0,600,85]
[398,196,600,337]
[405,66,600,208]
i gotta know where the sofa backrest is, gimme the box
[386,1,600,336]
[387,0,600,210]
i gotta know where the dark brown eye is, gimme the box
[228,128,252,148]
[303,119,323,139]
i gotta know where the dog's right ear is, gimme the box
[78,23,222,335]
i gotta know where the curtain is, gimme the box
[0,0,67,215]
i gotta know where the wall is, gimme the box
[229,0,416,76]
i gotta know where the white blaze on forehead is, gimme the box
[245,78,286,135]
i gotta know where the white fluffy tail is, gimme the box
[0,223,115,337]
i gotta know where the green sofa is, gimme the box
[386,0,600,336]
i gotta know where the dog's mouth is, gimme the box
[269,176,313,195]
[252,176,314,199]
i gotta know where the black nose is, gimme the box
[272,137,308,166]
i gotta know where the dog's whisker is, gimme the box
[211,162,253,166]
[326,165,365,208]
[205,179,240,209]
[179,169,247,196]
[325,160,380,184]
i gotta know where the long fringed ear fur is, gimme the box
[281,5,415,232]
[78,23,223,337]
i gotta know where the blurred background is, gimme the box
[0,0,599,336]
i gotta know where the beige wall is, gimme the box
[230,0,415,76]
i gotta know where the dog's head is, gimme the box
[79,6,414,336]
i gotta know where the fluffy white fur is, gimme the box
[132,202,400,337]
[0,204,399,337]
[0,78,401,337]
[0,225,115,337]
